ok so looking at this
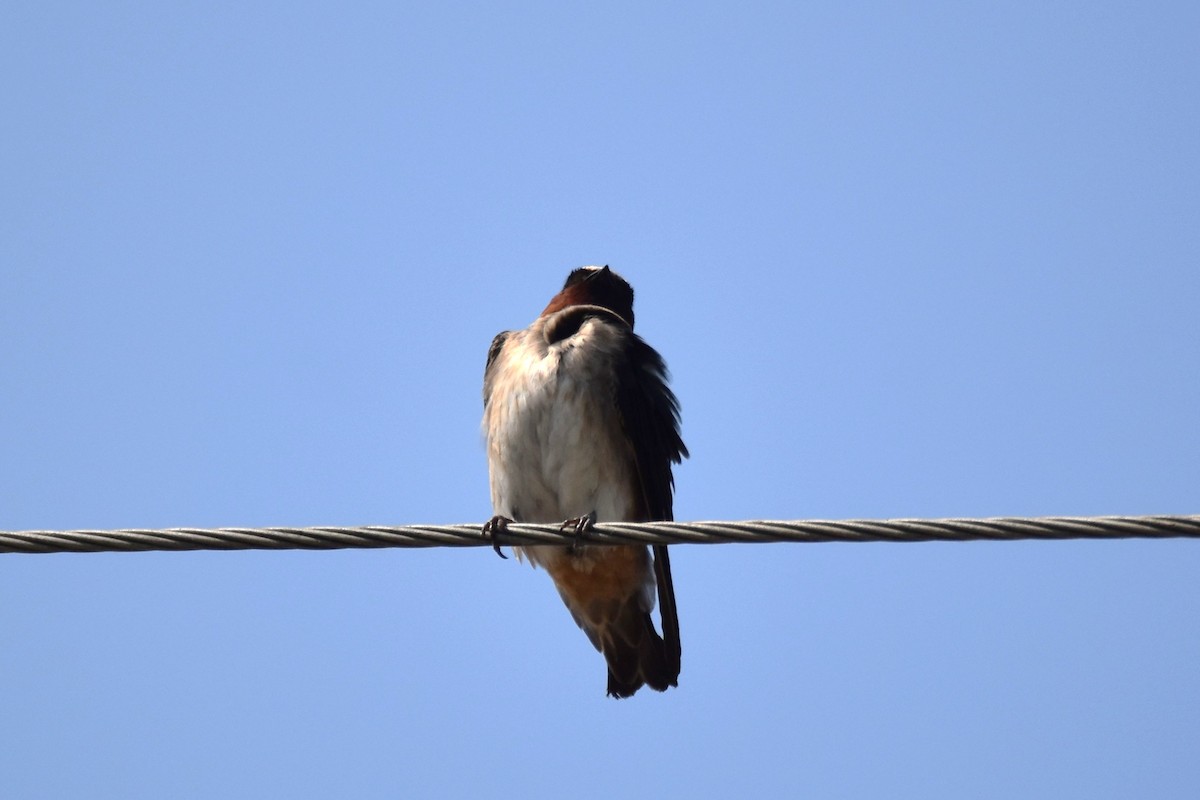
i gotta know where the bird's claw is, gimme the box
[560,511,597,554]
[482,515,512,559]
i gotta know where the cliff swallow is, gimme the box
[482,266,688,698]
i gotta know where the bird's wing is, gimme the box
[482,330,511,408]
[612,328,688,682]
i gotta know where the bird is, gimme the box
[481,266,688,698]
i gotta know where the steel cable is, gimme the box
[2,515,1198,555]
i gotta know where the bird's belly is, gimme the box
[487,365,635,528]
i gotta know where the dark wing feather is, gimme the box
[613,330,688,683]
[614,333,688,521]
[482,331,511,408]
[650,545,681,681]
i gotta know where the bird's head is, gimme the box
[540,265,636,329]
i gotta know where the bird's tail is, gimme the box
[550,545,681,698]
[599,593,677,698]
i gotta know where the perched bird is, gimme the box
[482,266,688,698]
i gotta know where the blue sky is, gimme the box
[3,2,1199,797]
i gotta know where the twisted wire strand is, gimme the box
[2,515,1198,555]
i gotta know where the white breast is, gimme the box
[485,317,637,527]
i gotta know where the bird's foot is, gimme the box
[482,515,512,559]
[560,511,597,554]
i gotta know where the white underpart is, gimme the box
[485,314,645,586]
